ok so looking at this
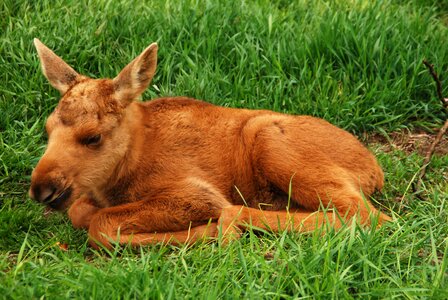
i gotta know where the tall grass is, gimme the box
[1,0,447,298]
[2,0,448,186]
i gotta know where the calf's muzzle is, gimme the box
[29,159,72,210]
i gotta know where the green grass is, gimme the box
[1,0,447,298]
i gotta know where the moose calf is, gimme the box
[30,39,391,249]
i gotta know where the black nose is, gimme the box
[30,184,57,203]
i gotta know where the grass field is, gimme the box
[1,0,448,298]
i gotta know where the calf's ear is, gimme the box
[113,43,158,105]
[34,38,80,95]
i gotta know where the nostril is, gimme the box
[41,187,56,203]
[32,185,57,203]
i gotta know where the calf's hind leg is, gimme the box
[217,206,345,240]
[213,178,391,241]
[251,127,391,229]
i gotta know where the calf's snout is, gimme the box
[29,181,58,203]
[29,157,70,210]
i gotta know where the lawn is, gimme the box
[1,0,447,298]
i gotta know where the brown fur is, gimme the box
[30,39,391,249]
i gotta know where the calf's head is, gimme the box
[29,39,158,210]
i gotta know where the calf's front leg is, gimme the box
[88,178,229,249]
[68,197,101,229]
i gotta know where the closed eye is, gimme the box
[80,134,102,147]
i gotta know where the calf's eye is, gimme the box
[81,134,102,147]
